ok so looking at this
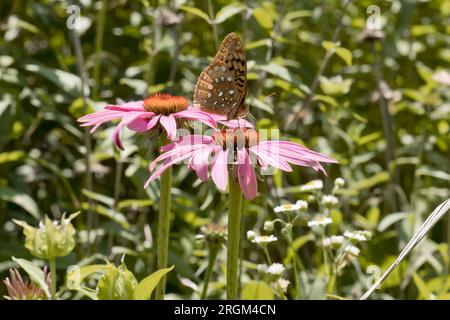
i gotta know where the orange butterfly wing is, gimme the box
[193,32,248,120]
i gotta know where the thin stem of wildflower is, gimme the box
[49,257,56,300]
[371,41,398,213]
[206,0,218,48]
[155,135,173,300]
[262,245,272,265]
[289,245,301,299]
[326,264,337,296]
[69,14,95,253]
[201,245,220,300]
[227,177,244,300]
[286,215,302,299]
[93,0,108,100]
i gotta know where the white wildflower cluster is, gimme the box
[272,278,290,293]
[299,180,323,192]
[322,195,339,207]
[256,264,268,273]
[322,235,345,247]
[307,216,332,228]
[267,263,285,276]
[343,230,372,242]
[343,245,360,257]
[274,200,308,213]
[247,231,278,245]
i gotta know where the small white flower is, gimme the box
[252,235,278,244]
[257,264,268,273]
[267,263,285,276]
[322,195,339,207]
[274,200,308,213]
[334,177,345,188]
[195,234,205,240]
[344,245,360,257]
[322,235,345,247]
[296,200,308,211]
[343,230,372,242]
[308,216,332,227]
[300,180,323,192]
[272,278,290,293]
[247,230,256,241]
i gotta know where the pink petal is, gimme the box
[237,148,257,200]
[219,118,254,129]
[159,115,178,140]
[144,148,197,188]
[112,112,150,150]
[260,141,338,163]
[78,110,125,130]
[211,149,229,191]
[146,114,161,131]
[249,147,293,172]
[175,108,218,128]
[105,100,145,112]
[128,117,148,132]
[160,135,213,152]
[149,143,208,172]
[191,146,216,181]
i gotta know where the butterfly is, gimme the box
[193,32,248,120]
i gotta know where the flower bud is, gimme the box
[334,178,345,188]
[97,261,138,300]
[13,212,79,259]
[246,230,256,241]
[263,221,274,232]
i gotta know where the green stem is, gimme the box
[201,245,220,300]
[227,177,243,300]
[262,246,272,265]
[206,0,218,48]
[49,257,57,300]
[290,246,301,299]
[93,0,108,100]
[154,136,173,300]
[326,265,337,296]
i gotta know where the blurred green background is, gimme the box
[0,0,449,299]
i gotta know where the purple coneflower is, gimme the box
[77,93,217,149]
[145,127,337,200]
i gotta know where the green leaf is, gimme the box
[133,265,174,300]
[313,94,338,107]
[117,199,154,210]
[378,212,411,232]
[0,186,41,219]
[23,64,84,97]
[81,202,130,229]
[0,151,25,164]
[214,3,246,24]
[255,63,292,82]
[322,41,340,51]
[67,264,114,285]
[241,281,274,300]
[180,6,211,23]
[82,189,115,207]
[352,171,389,191]
[335,47,352,65]
[12,257,50,298]
[412,272,430,299]
[253,7,274,30]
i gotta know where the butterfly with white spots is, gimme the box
[193,32,248,120]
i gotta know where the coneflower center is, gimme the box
[213,128,259,150]
[143,93,189,115]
